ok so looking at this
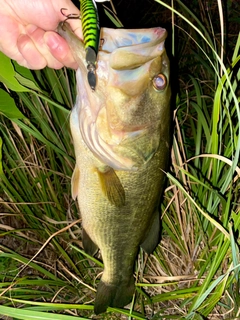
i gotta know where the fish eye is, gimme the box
[152,74,167,91]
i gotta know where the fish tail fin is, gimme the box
[94,277,135,315]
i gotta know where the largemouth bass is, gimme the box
[58,21,171,314]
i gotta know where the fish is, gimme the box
[58,21,171,314]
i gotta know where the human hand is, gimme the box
[0,0,83,69]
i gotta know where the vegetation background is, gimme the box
[0,0,239,319]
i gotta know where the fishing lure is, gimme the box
[61,0,110,90]
[80,0,100,91]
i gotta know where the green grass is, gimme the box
[0,0,239,319]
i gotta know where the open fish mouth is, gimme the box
[73,25,169,171]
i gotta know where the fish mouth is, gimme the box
[99,27,167,72]
[100,27,167,52]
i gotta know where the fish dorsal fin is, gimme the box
[97,167,125,207]
[71,165,80,200]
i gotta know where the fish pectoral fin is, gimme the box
[82,228,98,256]
[71,165,80,200]
[140,209,160,254]
[97,167,125,207]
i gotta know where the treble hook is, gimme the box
[60,8,80,22]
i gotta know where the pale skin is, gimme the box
[0,0,83,69]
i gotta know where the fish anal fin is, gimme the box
[94,277,135,315]
[71,165,80,200]
[140,209,160,254]
[97,167,125,207]
[82,228,98,256]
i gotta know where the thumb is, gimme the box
[44,30,78,69]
